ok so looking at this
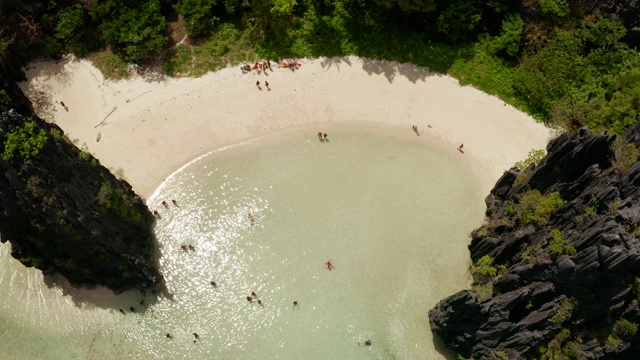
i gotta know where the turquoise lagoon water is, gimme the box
[0,124,487,359]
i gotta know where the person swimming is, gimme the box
[248,213,254,222]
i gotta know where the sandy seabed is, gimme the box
[19,55,552,199]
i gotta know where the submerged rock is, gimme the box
[0,109,162,294]
[430,125,640,359]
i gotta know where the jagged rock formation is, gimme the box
[430,125,640,359]
[0,108,162,294]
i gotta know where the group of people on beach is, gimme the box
[241,60,272,74]
[318,132,329,142]
[242,58,305,92]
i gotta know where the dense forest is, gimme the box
[0,0,638,134]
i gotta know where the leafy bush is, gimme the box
[56,7,101,56]
[539,328,581,359]
[548,229,576,256]
[88,52,128,79]
[605,333,621,350]
[96,0,166,61]
[505,190,565,226]
[96,178,141,222]
[613,140,639,175]
[514,149,546,170]
[552,297,578,323]
[613,318,638,337]
[0,89,10,106]
[539,0,569,22]
[471,255,497,278]
[2,121,47,162]
[436,0,483,43]
[490,13,524,58]
[174,0,219,38]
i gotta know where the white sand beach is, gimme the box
[19,55,552,198]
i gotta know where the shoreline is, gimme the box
[18,55,553,198]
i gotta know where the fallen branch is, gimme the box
[95,107,117,128]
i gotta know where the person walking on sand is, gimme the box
[256,80,260,89]
[323,133,328,141]
[318,132,323,142]
[326,260,333,271]
[412,125,419,136]
[265,81,270,90]
[458,143,464,153]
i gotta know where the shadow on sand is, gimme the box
[319,56,442,84]
[433,332,460,360]
[40,230,173,314]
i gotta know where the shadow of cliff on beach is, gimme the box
[39,228,173,315]
[433,332,459,360]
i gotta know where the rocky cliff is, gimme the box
[430,125,640,359]
[0,108,162,294]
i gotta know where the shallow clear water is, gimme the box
[0,124,486,359]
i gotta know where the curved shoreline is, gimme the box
[19,55,553,198]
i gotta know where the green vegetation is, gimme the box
[96,177,141,223]
[514,149,547,170]
[539,328,581,360]
[164,23,255,77]
[521,241,544,263]
[87,52,128,79]
[0,90,10,106]
[613,318,638,337]
[505,190,565,226]
[469,255,507,300]
[613,139,640,175]
[2,121,47,162]
[470,255,499,279]
[552,297,578,323]
[548,229,576,256]
[605,333,621,350]
[0,1,637,137]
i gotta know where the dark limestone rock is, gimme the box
[0,109,162,294]
[430,127,640,359]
